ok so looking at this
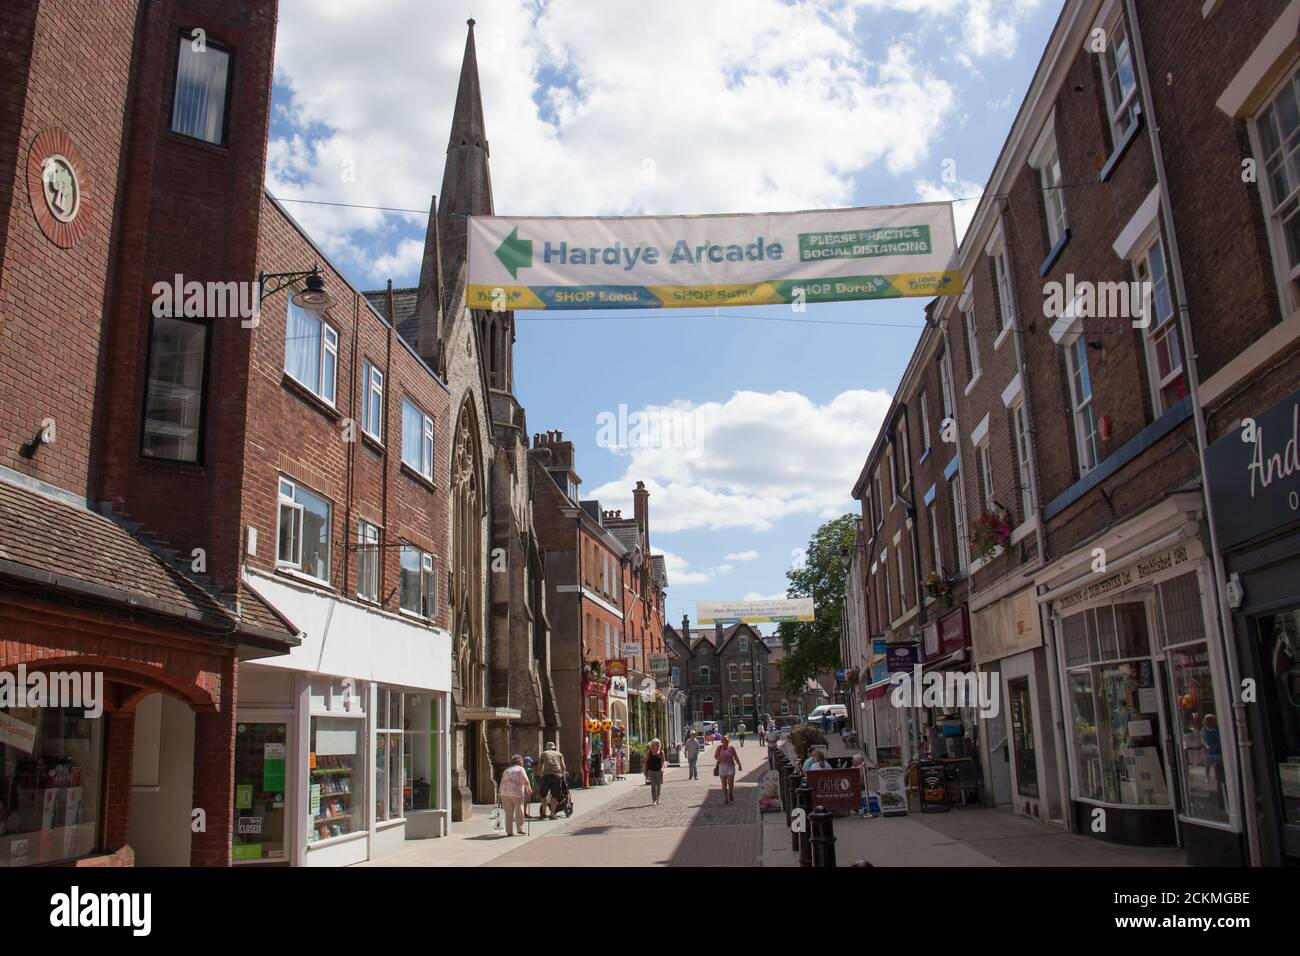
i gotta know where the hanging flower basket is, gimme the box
[969,509,1012,562]
[922,571,953,603]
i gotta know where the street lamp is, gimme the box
[259,264,336,311]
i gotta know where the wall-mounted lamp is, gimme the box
[259,264,336,311]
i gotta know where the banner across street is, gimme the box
[466,203,961,310]
[696,598,815,624]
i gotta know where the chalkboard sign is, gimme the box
[919,760,949,813]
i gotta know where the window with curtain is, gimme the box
[361,360,383,440]
[402,398,434,479]
[142,315,207,461]
[1067,337,1100,474]
[357,521,380,601]
[276,476,330,582]
[399,545,436,618]
[171,33,230,145]
[284,303,337,404]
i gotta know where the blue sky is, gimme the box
[267,0,1064,631]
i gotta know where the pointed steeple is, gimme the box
[438,18,494,295]
[413,194,444,366]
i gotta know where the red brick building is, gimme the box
[843,0,1300,867]
[1,0,457,867]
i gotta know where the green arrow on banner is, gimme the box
[495,228,533,278]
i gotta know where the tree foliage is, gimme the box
[776,513,857,695]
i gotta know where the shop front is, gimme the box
[580,663,611,787]
[970,584,1062,823]
[1206,385,1300,866]
[1036,492,1243,864]
[239,571,452,867]
[913,607,982,807]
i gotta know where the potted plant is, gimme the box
[922,571,953,604]
[968,508,1012,562]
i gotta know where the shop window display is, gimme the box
[1063,602,1169,807]
[1257,608,1300,826]
[232,721,287,862]
[376,688,403,821]
[403,693,437,812]
[308,716,362,843]
[0,708,102,867]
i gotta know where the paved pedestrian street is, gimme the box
[483,753,766,867]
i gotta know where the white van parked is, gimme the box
[808,704,847,722]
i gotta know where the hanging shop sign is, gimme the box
[649,654,670,676]
[605,658,628,677]
[696,598,814,624]
[885,643,920,673]
[621,642,643,658]
[1206,386,1300,551]
[467,203,961,310]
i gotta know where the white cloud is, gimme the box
[725,550,760,562]
[269,0,970,277]
[743,591,789,602]
[853,0,1045,67]
[589,388,891,533]
[914,177,984,243]
[659,549,721,585]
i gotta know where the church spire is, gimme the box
[438,17,494,295]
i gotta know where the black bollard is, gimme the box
[810,805,837,868]
[779,760,791,817]
[787,771,803,851]
[797,779,814,867]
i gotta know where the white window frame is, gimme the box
[729,663,738,682]
[285,304,338,405]
[896,422,911,491]
[357,520,380,601]
[928,501,942,574]
[1132,233,1185,415]
[1251,61,1300,314]
[1066,337,1101,475]
[700,666,711,684]
[949,474,970,571]
[882,558,893,622]
[919,389,931,454]
[401,397,435,480]
[399,544,437,619]
[888,452,899,503]
[1037,143,1069,249]
[1100,9,1141,146]
[739,636,749,652]
[1011,401,1034,520]
[873,474,884,527]
[361,360,383,441]
[977,439,995,510]
[276,476,331,583]
[939,352,955,421]
[170,33,230,146]
[964,305,982,383]
[730,696,740,717]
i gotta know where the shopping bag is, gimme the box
[713,763,720,777]
[489,806,505,833]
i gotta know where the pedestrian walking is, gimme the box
[766,726,779,769]
[758,723,766,746]
[714,734,742,803]
[537,741,567,820]
[736,721,747,747]
[684,731,703,780]
[498,755,532,837]
[522,755,537,819]
[644,738,667,805]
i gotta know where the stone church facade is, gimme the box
[366,19,558,820]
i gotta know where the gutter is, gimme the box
[1125,0,1261,865]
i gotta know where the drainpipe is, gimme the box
[1125,0,1260,866]
[999,199,1073,831]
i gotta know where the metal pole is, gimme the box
[797,778,814,866]
[810,805,837,867]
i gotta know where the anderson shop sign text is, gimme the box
[1207,388,1300,550]
[1056,545,1190,612]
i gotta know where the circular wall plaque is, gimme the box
[27,129,90,248]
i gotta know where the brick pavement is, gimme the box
[486,746,769,867]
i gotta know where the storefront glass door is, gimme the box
[1256,608,1300,830]
[1009,678,1038,798]
[232,721,288,863]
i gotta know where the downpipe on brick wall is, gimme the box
[1125,0,1261,866]
[996,196,1073,833]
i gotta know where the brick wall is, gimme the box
[0,0,140,496]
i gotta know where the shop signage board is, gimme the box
[467,203,961,311]
[649,654,670,676]
[878,766,908,815]
[621,642,642,658]
[918,761,949,813]
[886,643,920,673]
[605,658,628,677]
[1206,386,1300,550]
[805,767,862,812]
[696,598,814,624]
